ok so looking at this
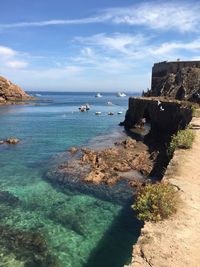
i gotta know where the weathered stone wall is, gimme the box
[147,61,200,101]
[152,60,200,77]
[124,97,192,137]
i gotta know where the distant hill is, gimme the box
[0,76,33,104]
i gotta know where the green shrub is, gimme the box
[169,129,195,155]
[190,103,200,117]
[132,183,178,222]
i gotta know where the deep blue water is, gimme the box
[0,92,141,267]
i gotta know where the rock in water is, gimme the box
[0,75,33,103]
[6,137,20,144]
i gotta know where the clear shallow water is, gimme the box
[0,92,141,267]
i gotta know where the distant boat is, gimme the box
[78,103,90,112]
[108,112,114,115]
[117,111,123,114]
[107,101,113,105]
[95,93,102,98]
[79,105,87,112]
[117,92,126,97]
[95,111,101,115]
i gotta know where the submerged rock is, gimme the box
[0,191,19,206]
[45,137,155,203]
[0,225,59,267]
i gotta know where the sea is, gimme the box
[0,92,142,267]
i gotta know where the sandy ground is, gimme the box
[126,117,200,267]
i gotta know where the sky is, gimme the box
[0,0,200,92]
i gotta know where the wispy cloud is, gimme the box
[0,2,200,32]
[6,60,29,68]
[106,2,200,32]
[0,16,109,29]
[75,33,147,55]
[149,39,200,56]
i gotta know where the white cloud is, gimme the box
[107,2,200,32]
[6,60,29,69]
[0,2,200,32]
[76,33,147,55]
[0,45,29,69]
[149,39,200,56]
[0,46,16,57]
[0,16,108,29]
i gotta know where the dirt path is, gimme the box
[127,117,200,267]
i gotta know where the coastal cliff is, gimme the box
[124,97,193,138]
[123,61,200,267]
[145,61,200,103]
[126,117,200,267]
[0,76,32,104]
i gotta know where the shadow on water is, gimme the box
[84,202,143,267]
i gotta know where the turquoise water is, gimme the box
[0,92,141,267]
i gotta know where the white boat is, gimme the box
[95,93,102,98]
[107,101,113,105]
[108,112,114,115]
[117,111,123,114]
[79,103,90,112]
[79,105,86,112]
[117,92,126,97]
[95,111,101,115]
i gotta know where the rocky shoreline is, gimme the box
[45,125,164,205]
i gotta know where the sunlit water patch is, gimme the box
[0,92,141,266]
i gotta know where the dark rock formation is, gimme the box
[0,191,19,206]
[124,97,193,138]
[0,75,33,104]
[145,61,200,103]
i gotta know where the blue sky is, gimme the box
[0,0,200,91]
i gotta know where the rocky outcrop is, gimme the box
[0,75,33,104]
[124,97,193,138]
[46,138,155,204]
[145,61,200,103]
[0,137,20,145]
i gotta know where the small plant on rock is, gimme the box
[132,182,178,222]
[169,129,195,155]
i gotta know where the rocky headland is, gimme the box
[0,75,33,104]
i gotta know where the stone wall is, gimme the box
[149,61,200,101]
[152,60,200,77]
